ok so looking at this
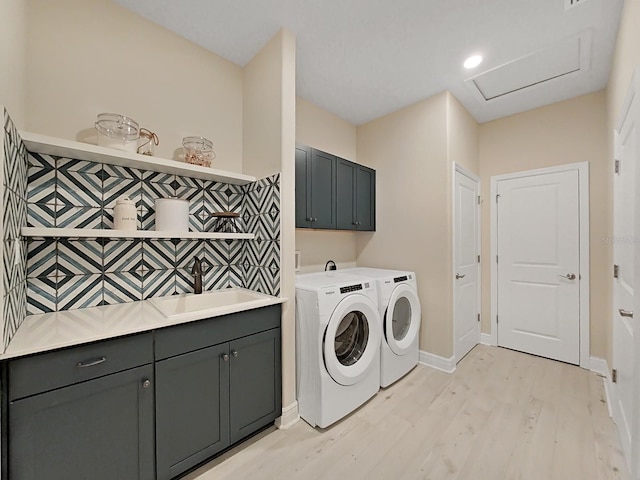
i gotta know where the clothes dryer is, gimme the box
[295,272,382,427]
[338,268,421,387]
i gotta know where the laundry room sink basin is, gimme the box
[149,287,281,322]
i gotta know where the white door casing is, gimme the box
[613,66,640,477]
[453,165,481,363]
[490,162,590,368]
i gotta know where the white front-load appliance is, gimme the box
[338,268,421,387]
[295,272,382,428]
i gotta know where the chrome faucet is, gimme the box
[192,257,203,294]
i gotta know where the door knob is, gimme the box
[619,309,634,318]
[455,273,466,279]
[557,273,576,280]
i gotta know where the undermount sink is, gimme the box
[149,287,277,321]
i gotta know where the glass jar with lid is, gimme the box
[95,113,140,153]
[182,136,216,167]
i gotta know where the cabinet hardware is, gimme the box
[142,379,151,389]
[231,350,239,358]
[75,356,107,368]
[618,309,634,318]
[221,353,230,362]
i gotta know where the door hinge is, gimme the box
[477,195,481,205]
[496,194,500,203]
[612,369,618,383]
[477,313,480,323]
[477,255,480,263]
[496,315,499,324]
[614,264,619,279]
[615,159,620,175]
[496,255,499,264]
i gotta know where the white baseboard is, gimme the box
[480,333,493,346]
[275,401,299,429]
[590,356,613,419]
[419,350,456,374]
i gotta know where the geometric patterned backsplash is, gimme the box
[3,108,28,348]
[25,153,281,314]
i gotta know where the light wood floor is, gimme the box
[186,345,629,480]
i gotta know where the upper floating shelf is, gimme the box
[21,227,254,240]
[20,132,256,186]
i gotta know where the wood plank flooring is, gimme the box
[185,345,629,480]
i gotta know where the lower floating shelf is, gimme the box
[21,227,255,240]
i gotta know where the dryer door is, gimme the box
[323,294,382,386]
[385,284,421,356]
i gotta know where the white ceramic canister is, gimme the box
[113,197,138,230]
[155,198,189,232]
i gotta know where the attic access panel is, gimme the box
[466,32,591,102]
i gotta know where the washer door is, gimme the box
[323,294,382,386]
[385,284,421,356]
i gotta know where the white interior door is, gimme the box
[496,170,580,365]
[613,76,638,471]
[454,166,480,363]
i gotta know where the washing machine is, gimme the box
[338,268,421,387]
[295,272,382,428]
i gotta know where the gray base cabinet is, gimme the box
[7,333,155,480]
[155,305,282,480]
[3,305,282,480]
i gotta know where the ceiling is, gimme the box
[113,0,624,125]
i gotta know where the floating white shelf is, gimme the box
[20,132,256,186]
[21,227,254,240]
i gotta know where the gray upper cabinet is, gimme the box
[8,334,155,480]
[295,145,337,229]
[336,158,376,231]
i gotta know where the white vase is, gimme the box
[113,197,138,230]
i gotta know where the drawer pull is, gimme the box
[75,356,107,368]
[142,379,151,389]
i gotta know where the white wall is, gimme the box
[25,0,243,170]
[295,97,358,272]
[243,29,298,413]
[357,92,453,358]
[0,0,27,128]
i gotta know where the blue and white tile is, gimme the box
[3,189,19,241]
[142,269,175,299]
[27,156,56,205]
[228,265,243,288]
[175,269,194,295]
[104,239,143,273]
[27,203,57,228]
[242,239,279,268]
[203,241,230,267]
[103,272,143,304]
[27,151,56,171]
[26,276,57,314]
[56,160,103,208]
[56,206,102,229]
[203,265,229,291]
[203,188,228,215]
[4,240,16,293]
[246,212,280,241]
[27,239,57,278]
[228,193,243,214]
[142,240,175,271]
[56,274,103,311]
[57,240,103,275]
[244,266,280,297]
[102,165,142,209]
[176,240,204,270]
[141,173,175,211]
[227,239,243,265]
[139,207,154,230]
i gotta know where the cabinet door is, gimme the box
[9,364,154,480]
[229,328,282,444]
[336,158,357,230]
[155,343,230,480]
[295,145,313,228]
[310,149,337,229]
[356,165,376,231]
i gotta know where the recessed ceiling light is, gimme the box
[464,55,483,69]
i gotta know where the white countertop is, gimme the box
[2,290,287,360]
